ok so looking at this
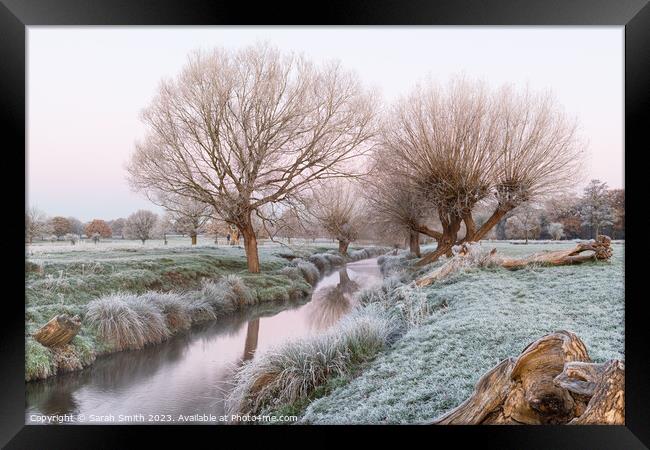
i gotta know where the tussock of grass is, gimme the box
[219,275,255,309]
[86,294,149,352]
[128,297,171,345]
[143,292,192,332]
[294,260,320,286]
[225,305,396,417]
[308,254,331,273]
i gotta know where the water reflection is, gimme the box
[242,319,259,361]
[305,267,360,331]
[26,258,382,424]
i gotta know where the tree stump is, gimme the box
[33,314,81,347]
[431,331,624,425]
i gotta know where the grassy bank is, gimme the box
[300,242,624,424]
[224,241,624,423]
[25,238,386,381]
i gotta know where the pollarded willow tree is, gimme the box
[305,180,365,255]
[127,44,377,273]
[363,147,440,258]
[381,78,583,265]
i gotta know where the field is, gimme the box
[25,236,377,381]
[298,241,625,424]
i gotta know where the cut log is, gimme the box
[430,331,624,425]
[416,236,612,287]
[33,314,81,347]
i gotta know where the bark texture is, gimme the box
[431,331,624,425]
[33,315,81,347]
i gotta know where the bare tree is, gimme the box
[155,212,175,245]
[26,207,48,243]
[506,204,541,243]
[381,78,583,264]
[109,218,127,239]
[156,193,212,245]
[67,217,84,239]
[127,44,377,272]
[305,180,364,255]
[579,179,614,239]
[125,210,158,244]
[205,216,229,244]
[363,147,440,257]
[547,222,565,240]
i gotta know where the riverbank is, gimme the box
[224,241,624,423]
[25,240,388,382]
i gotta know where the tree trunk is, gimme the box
[472,207,511,242]
[240,220,260,273]
[415,236,613,287]
[33,315,81,347]
[416,217,461,266]
[191,234,197,245]
[432,331,624,425]
[409,231,421,257]
[338,240,349,256]
[461,213,477,243]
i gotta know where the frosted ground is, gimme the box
[25,236,381,381]
[300,241,625,424]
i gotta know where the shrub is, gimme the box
[225,306,395,416]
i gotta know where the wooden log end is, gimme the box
[33,314,82,347]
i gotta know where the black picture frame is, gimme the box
[2,0,648,447]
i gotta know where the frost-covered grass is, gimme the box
[25,240,387,381]
[224,305,397,417]
[299,242,624,424]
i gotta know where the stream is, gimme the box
[25,257,383,424]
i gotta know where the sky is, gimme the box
[27,27,624,222]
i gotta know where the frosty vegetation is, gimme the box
[298,242,624,424]
[25,240,387,381]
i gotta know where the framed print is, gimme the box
[2,0,648,447]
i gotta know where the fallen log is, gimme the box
[499,235,613,269]
[416,235,612,287]
[431,331,624,425]
[33,314,81,347]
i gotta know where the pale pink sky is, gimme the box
[27,27,624,221]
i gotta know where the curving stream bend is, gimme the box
[26,257,383,424]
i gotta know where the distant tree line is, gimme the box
[26,44,624,268]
